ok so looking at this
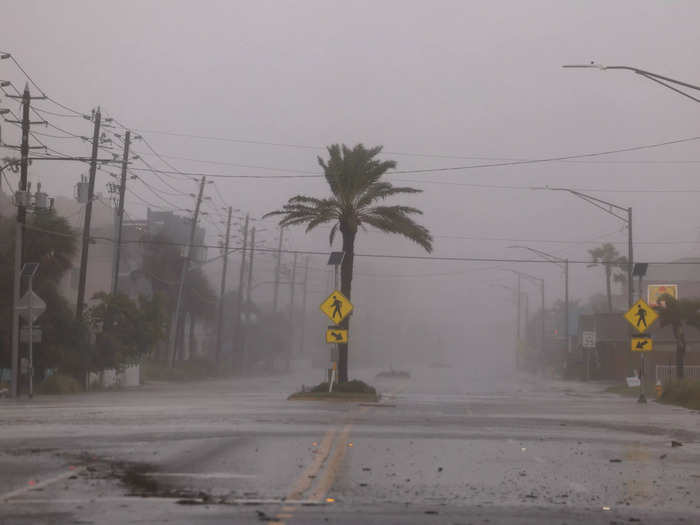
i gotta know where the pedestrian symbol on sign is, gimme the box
[624,299,658,334]
[331,295,343,320]
[320,290,353,324]
[635,304,648,329]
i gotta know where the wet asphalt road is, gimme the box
[1,365,699,524]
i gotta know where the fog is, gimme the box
[3,1,700,373]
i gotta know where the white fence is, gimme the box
[655,365,700,383]
[87,364,141,388]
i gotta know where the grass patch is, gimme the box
[142,358,218,383]
[659,379,700,411]
[289,379,379,402]
[36,373,83,395]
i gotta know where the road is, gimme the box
[1,365,699,524]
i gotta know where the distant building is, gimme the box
[643,257,700,303]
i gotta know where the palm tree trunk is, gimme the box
[338,227,356,383]
[605,266,612,313]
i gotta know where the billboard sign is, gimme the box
[647,284,678,307]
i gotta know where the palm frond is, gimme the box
[359,205,433,253]
[329,222,339,245]
[355,182,422,210]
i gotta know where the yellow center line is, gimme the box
[278,384,405,521]
[286,428,337,501]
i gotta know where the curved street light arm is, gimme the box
[544,187,629,223]
[563,63,700,103]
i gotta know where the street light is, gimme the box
[536,186,632,308]
[562,63,700,103]
[488,282,524,370]
[508,245,570,354]
[538,186,646,401]
[500,269,545,367]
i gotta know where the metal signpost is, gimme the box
[623,298,658,403]
[323,252,349,391]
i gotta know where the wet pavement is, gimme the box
[1,365,699,524]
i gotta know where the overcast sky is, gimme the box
[3,1,700,366]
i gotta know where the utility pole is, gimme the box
[298,256,309,355]
[76,107,101,320]
[289,252,298,323]
[288,252,298,360]
[515,273,521,370]
[215,206,232,364]
[564,259,570,354]
[10,85,31,398]
[272,226,283,312]
[541,280,545,361]
[233,214,249,368]
[111,130,130,295]
[242,226,256,369]
[246,227,255,304]
[168,176,206,367]
[74,108,101,389]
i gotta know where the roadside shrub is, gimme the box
[660,378,700,410]
[142,357,218,383]
[310,379,376,394]
[36,373,83,395]
[376,370,410,379]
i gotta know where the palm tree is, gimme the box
[587,243,627,313]
[656,293,700,379]
[265,144,433,382]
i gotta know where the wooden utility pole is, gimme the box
[246,227,255,304]
[76,107,102,320]
[298,256,309,355]
[10,85,31,398]
[272,226,283,312]
[242,226,256,369]
[168,176,206,367]
[111,130,130,295]
[215,206,232,364]
[233,214,249,368]
[289,252,298,323]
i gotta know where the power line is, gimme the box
[391,136,700,174]
[130,127,700,166]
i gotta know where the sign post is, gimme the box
[623,298,658,403]
[323,252,347,390]
[582,331,596,381]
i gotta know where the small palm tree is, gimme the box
[588,243,627,313]
[656,293,700,379]
[265,144,433,382]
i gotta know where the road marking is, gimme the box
[275,386,403,521]
[309,424,352,501]
[0,468,84,503]
[286,428,337,501]
[144,472,257,479]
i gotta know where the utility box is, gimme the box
[14,190,31,207]
[75,179,89,203]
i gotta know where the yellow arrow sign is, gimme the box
[623,299,658,333]
[325,328,348,344]
[320,290,353,324]
[631,336,653,352]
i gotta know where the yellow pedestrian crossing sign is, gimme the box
[320,290,353,324]
[631,335,653,352]
[326,328,348,344]
[624,299,658,333]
